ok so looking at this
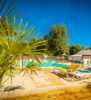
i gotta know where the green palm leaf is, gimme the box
[0,0,21,23]
[0,16,47,55]
[0,16,47,85]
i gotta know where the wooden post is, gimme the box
[22,55,23,69]
[81,56,83,68]
[62,56,64,63]
[72,57,74,64]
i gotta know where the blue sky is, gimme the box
[3,0,91,48]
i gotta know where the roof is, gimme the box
[70,50,91,57]
[62,53,67,56]
[75,50,91,56]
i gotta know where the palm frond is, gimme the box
[1,0,14,18]
[0,16,47,56]
[0,16,47,84]
[3,6,16,20]
[0,0,7,13]
[0,0,21,23]
[9,16,22,23]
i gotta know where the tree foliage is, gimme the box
[44,25,69,56]
[70,44,84,55]
[0,16,47,84]
[0,0,21,23]
[0,0,47,85]
[86,46,91,50]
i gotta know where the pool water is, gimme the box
[38,62,70,69]
[22,61,91,73]
[23,61,70,69]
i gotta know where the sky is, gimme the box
[2,0,91,48]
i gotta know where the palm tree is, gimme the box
[0,0,47,85]
[0,0,21,23]
[0,0,21,36]
[0,16,47,85]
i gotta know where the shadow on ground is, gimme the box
[4,86,24,92]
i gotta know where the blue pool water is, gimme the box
[77,70,90,73]
[23,61,70,69]
[23,61,91,73]
[38,62,69,69]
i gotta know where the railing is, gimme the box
[18,55,62,61]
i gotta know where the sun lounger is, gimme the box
[54,64,91,81]
[73,70,91,79]
[53,64,80,81]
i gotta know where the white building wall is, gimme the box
[68,56,82,62]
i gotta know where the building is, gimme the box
[68,50,91,66]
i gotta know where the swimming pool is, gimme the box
[23,61,70,69]
[22,61,91,73]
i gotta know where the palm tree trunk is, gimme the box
[0,55,18,85]
[0,70,6,85]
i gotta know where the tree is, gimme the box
[82,46,84,50]
[0,0,22,84]
[70,44,84,55]
[0,0,21,24]
[0,0,47,86]
[86,46,91,50]
[0,17,47,85]
[44,25,69,56]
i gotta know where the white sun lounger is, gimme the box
[73,71,91,79]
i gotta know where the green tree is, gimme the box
[82,46,84,50]
[86,46,91,50]
[0,0,21,24]
[0,0,47,85]
[0,17,47,85]
[44,25,69,56]
[70,44,83,55]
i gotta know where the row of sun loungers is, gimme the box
[53,64,91,81]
